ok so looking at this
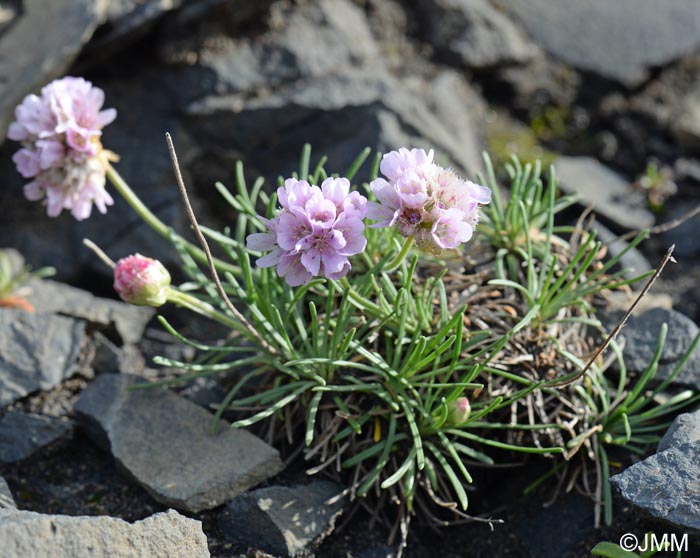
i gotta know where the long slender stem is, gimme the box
[165,133,277,356]
[166,288,246,334]
[105,162,240,275]
[385,236,415,272]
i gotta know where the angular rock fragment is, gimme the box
[610,442,700,531]
[0,0,109,143]
[503,0,700,87]
[0,309,85,406]
[602,307,700,388]
[0,411,72,463]
[25,280,153,345]
[188,69,484,180]
[0,508,210,558]
[417,0,537,69]
[658,409,700,453]
[74,373,284,512]
[219,480,345,558]
[554,156,654,230]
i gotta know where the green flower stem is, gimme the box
[384,236,415,272]
[338,277,385,316]
[166,288,249,336]
[106,163,240,274]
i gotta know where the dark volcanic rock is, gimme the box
[163,0,380,94]
[0,309,85,407]
[0,0,108,143]
[417,0,537,69]
[610,442,700,531]
[502,0,700,87]
[0,508,210,558]
[74,373,284,512]
[25,280,153,345]
[602,307,700,388]
[0,412,73,463]
[554,155,654,230]
[219,480,346,558]
[658,409,700,453]
[187,69,484,182]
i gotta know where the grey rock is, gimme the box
[0,508,210,558]
[502,0,700,87]
[590,221,652,281]
[0,477,15,509]
[610,442,700,531]
[603,307,700,388]
[658,409,700,453]
[417,0,537,69]
[180,376,226,410]
[0,0,109,143]
[178,0,379,94]
[672,80,700,149]
[25,279,153,345]
[661,204,700,257]
[187,69,484,181]
[0,309,85,406]
[555,156,654,230]
[219,480,345,558]
[90,332,145,375]
[74,373,284,512]
[0,411,72,463]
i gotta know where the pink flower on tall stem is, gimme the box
[366,148,491,255]
[8,77,117,221]
[246,177,368,286]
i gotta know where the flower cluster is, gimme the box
[8,77,117,220]
[366,148,491,254]
[246,177,368,286]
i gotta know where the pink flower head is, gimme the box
[113,254,171,307]
[367,148,491,254]
[246,177,368,286]
[8,76,117,221]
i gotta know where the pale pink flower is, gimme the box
[379,147,434,182]
[246,177,368,286]
[367,148,491,254]
[8,76,116,220]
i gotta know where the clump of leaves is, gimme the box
[146,147,697,552]
[0,249,55,311]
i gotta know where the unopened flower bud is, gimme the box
[113,254,171,307]
[446,397,471,426]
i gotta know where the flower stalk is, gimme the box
[105,163,241,276]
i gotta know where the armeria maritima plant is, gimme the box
[9,77,699,555]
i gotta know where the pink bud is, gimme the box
[113,254,171,307]
[446,397,471,426]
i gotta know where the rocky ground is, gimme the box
[1,1,700,557]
